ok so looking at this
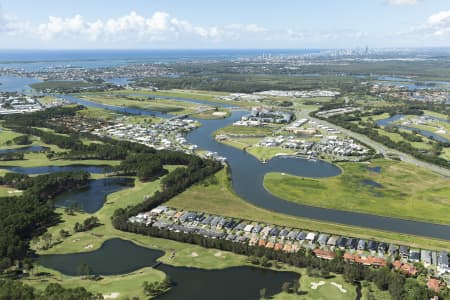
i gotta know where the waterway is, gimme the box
[0,145,49,154]
[0,164,111,175]
[2,80,450,239]
[38,238,299,300]
[0,75,41,92]
[376,114,450,143]
[56,94,450,240]
[53,177,134,213]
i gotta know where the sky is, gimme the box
[0,0,450,49]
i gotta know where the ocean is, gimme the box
[0,49,321,71]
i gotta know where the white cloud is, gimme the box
[1,11,270,44]
[386,0,419,6]
[427,10,450,25]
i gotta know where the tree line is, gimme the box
[118,221,444,300]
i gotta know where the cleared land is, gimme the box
[264,159,450,225]
[168,168,450,250]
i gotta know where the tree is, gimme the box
[259,288,267,299]
[292,280,300,295]
[77,263,93,277]
[41,232,53,250]
[281,281,291,293]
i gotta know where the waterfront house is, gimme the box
[399,246,410,260]
[367,240,378,253]
[317,234,330,246]
[346,238,358,250]
[388,244,399,257]
[296,231,307,241]
[437,251,450,274]
[421,250,432,267]
[327,235,340,247]
[409,249,421,263]
[336,237,347,250]
[357,240,367,251]
[377,242,388,255]
[305,232,317,242]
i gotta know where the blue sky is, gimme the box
[1,0,450,49]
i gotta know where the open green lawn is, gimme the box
[273,270,356,300]
[78,94,200,115]
[0,126,24,146]
[264,159,450,225]
[216,136,296,161]
[109,88,259,107]
[0,152,120,168]
[168,168,450,250]
[247,146,296,161]
[23,265,166,300]
[215,125,276,136]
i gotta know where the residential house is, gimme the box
[313,249,336,260]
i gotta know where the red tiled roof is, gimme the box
[313,249,336,260]
[427,278,442,293]
[393,260,418,276]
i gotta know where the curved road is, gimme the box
[297,109,450,177]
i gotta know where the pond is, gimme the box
[367,166,382,173]
[38,238,299,300]
[361,179,383,188]
[54,177,134,213]
[0,164,111,175]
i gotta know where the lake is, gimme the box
[38,238,299,300]
[54,177,134,213]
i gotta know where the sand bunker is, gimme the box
[331,282,347,293]
[103,292,120,299]
[310,281,325,289]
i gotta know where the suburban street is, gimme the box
[296,109,450,177]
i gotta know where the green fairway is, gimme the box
[264,159,450,225]
[273,270,356,300]
[167,169,450,250]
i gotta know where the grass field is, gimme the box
[273,270,356,300]
[109,88,259,107]
[168,168,450,250]
[264,159,450,225]
[78,94,200,115]
[217,136,296,161]
[215,125,276,136]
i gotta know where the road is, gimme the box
[295,109,450,177]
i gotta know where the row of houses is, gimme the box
[129,206,450,279]
[0,93,43,114]
[92,118,199,152]
[254,90,340,98]
[242,107,294,124]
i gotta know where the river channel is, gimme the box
[58,93,450,240]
